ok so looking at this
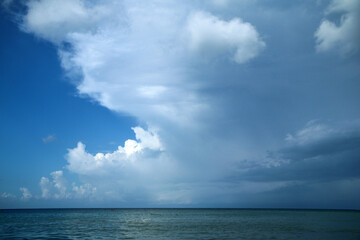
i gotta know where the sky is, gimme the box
[0,0,359,209]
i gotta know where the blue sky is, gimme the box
[1,0,360,209]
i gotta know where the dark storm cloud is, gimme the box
[232,121,360,182]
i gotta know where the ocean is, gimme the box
[1,208,359,239]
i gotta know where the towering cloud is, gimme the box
[21,0,265,128]
[7,0,358,207]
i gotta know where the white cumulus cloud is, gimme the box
[72,183,96,199]
[39,170,96,200]
[39,177,51,199]
[20,187,32,200]
[315,0,360,56]
[50,171,68,199]
[21,0,116,44]
[66,127,164,175]
[185,11,265,63]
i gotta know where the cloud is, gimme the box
[282,120,360,161]
[315,0,360,55]
[54,1,205,126]
[39,176,51,199]
[21,0,117,44]
[62,127,182,202]
[39,170,96,200]
[1,192,16,199]
[42,134,56,143]
[66,127,164,175]
[20,187,32,200]
[239,120,360,182]
[72,183,96,199]
[50,171,68,199]
[16,1,360,207]
[252,179,360,209]
[210,0,229,8]
[18,4,268,192]
[63,120,359,203]
[185,11,265,63]
[21,0,264,129]
[132,127,163,151]
[61,125,226,204]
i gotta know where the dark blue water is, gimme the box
[1,209,360,239]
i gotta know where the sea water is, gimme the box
[1,209,359,239]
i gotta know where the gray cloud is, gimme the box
[315,0,360,56]
[234,121,360,182]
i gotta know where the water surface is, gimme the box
[1,208,359,239]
